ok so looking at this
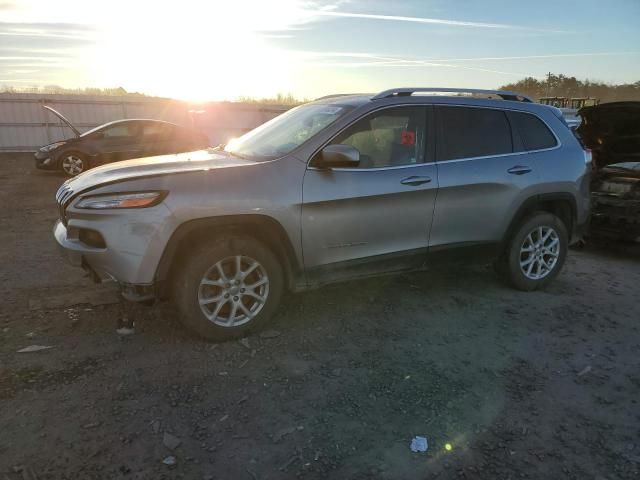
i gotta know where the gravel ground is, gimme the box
[1,154,639,480]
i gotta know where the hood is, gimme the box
[43,105,80,137]
[577,101,640,169]
[65,149,258,195]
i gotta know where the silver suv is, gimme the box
[54,88,591,341]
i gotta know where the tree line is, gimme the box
[500,73,640,103]
[0,85,305,104]
[4,75,639,104]
[0,85,150,97]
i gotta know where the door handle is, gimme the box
[400,175,432,186]
[507,166,532,175]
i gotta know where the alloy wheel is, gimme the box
[197,255,269,327]
[61,155,84,176]
[519,226,560,280]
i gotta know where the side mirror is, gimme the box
[314,144,360,168]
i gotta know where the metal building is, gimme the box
[0,93,290,152]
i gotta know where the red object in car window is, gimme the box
[401,130,416,145]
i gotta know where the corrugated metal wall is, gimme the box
[0,93,290,151]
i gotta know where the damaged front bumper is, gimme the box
[53,219,90,268]
[53,220,158,302]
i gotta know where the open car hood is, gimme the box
[577,101,640,169]
[43,105,80,137]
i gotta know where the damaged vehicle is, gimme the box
[578,102,640,241]
[35,106,210,177]
[54,87,591,341]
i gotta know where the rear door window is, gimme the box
[438,106,512,161]
[509,111,557,151]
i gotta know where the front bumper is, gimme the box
[34,151,57,170]
[53,194,176,290]
[53,220,83,266]
[53,220,111,279]
[54,220,160,301]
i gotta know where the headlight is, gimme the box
[75,191,167,210]
[41,141,66,152]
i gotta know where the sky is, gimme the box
[1,0,639,101]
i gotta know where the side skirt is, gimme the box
[301,242,501,291]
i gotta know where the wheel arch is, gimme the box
[54,148,88,169]
[502,193,577,251]
[155,214,302,298]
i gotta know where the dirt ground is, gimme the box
[1,154,639,480]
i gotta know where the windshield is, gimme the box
[80,122,114,137]
[225,104,352,160]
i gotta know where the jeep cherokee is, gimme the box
[54,88,591,341]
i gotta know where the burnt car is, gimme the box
[578,101,640,241]
[35,106,210,176]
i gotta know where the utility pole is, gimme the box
[546,72,551,97]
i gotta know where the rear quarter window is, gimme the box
[509,111,557,151]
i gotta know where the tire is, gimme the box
[498,212,568,291]
[173,235,284,341]
[59,152,87,177]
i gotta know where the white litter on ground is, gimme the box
[410,436,428,453]
[17,345,53,353]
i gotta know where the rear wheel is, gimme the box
[498,212,568,291]
[60,152,86,177]
[174,235,284,341]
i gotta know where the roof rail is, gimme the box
[371,88,533,103]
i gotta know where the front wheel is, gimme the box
[60,152,86,177]
[174,235,284,341]
[498,212,568,291]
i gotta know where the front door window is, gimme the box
[330,107,426,168]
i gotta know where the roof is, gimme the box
[312,87,535,108]
[101,118,179,125]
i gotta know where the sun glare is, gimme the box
[86,1,299,101]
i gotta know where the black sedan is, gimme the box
[35,106,210,176]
